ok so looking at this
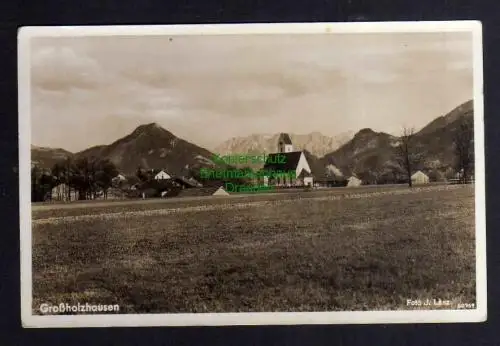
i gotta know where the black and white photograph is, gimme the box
[18,22,486,327]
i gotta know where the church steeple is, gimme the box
[278,133,293,153]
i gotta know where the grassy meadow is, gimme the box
[31,185,476,313]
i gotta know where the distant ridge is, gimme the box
[214,131,354,158]
[72,123,227,175]
[31,99,474,183]
[320,99,474,180]
[31,145,73,169]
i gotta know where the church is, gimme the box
[261,133,314,187]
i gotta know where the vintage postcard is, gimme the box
[18,21,486,328]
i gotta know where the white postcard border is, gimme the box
[18,20,486,328]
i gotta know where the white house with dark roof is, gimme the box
[112,174,127,185]
[262,133,313,187]
[411,170,430,185]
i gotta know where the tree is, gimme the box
[444,167,456,181]
[51,162,64,183]
[68,157,119,200]
[363,154,385,184]
[31,165,54,201]
[136,165,149,183]
[356,170,375,185]
[427,169,438,183]
[94,159,119,199]
[328,150,353,180]
[453,116,474,184]
[395,127,423,187]
[39,172,54,200]
[52,157,76,200]
[87,157,99,199]
[52,156,120,201]
[72,157,90,200]
[63,157,74,200]
[324,163,344,182]
[379,170,398,185]
[31,165,40,201]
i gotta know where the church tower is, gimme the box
[278,133,294,153]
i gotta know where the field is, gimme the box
[31,184,476,313]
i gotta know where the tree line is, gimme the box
[327,115,475,187]
[31,156,118,202]
[396,115,474,187]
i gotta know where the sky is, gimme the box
[29,31,474,152]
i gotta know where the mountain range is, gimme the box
[320,99,474,181]
[31,123,230,177]
[213,131,354,159]
[31,145,73,170]
[31,99,474,181]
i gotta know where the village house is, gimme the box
[111,173,127,186]
[175,186,230,198]
[346,175,362,187]
[154,170,172,180]
[130,183,140,190]
[113,173,127,182]
[131,174,202,200]
[314,177,337,188]
[50,183,79,201]
[261,133,314,187]
[411,170,430,185]
[314,164,346,187]
[454,169,475,183]
[172,176,202,189]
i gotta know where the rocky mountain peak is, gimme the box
[131,122,169,137]
[353,128,378,141]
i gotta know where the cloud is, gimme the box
[133,93,182,111]
[119,69,322,119]
[31,46,105,91]
[235,86,285,101]
[30,33,474,152]
[120,67,171,89]
[148,108,184,120]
